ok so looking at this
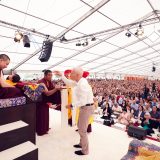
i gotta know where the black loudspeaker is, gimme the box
[152,66,156,72]
[127,126,147,140]
[23,35,30,47]
[39,40,53,62]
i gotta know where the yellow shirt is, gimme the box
[5,80,17,86]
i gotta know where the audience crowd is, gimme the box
[88,79,160,135]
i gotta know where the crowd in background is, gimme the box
[88,79,160,135]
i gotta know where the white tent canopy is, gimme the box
[0,0,160,78]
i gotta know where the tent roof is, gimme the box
[0,0,160,77]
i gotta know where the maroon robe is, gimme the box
[0,87,23,99]
[36,78,61,136]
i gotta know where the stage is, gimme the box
[36,109,160,160]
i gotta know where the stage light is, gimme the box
[82,39,88,46]
[23,35,30,47]
[152,66,156,72]
[135,24,144,37]
[91,36,96,41]
[125,31,131,37]
[39,40,53,62]
[60,35,67,42]
[14,31,23,42]
[76,41,81,46]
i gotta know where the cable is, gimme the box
[0,3,86,36]
[22,0,31,27]
[80,0,160,70]
[38,0,95,31]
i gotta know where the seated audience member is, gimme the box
[133,105,145,121]
[112,103,122,113]
[149,106,160,129]
[144,102,152,113]
[36,70,61,136]
[139,98,144,106]
[93,97,98,110]
[121,99,127,110]
[0,54,23,99]
[118,106,132,126]
[157,101,160,112]
[99,96,106,109]
[141,112,154,135]
[102,103,112,119]
[131,105,145,126]
[131,100,139,111]
[143,84,149,99]
[151,98,158,107]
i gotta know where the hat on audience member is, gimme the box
[82,71,89,78]
[64,69,72,75]
[64,69,89,78]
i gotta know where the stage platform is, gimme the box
[36,109,160,160]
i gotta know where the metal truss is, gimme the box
[12,0,111,70]
[89,40,160,72]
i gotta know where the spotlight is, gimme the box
[39,40,53,62]
[135,24,144,37]
[76,41,81,46]
[91,36,96,41]
[14,31,23,42]
[152,66,156,72]
[60,35,67,42]
[125,31,131,37]
[23,35,30,47]
[82,39,88,46]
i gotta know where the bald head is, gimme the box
[72,67,83,76]
[70,67,83,81]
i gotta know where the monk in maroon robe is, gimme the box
[0,54,23,99]
[36,70,61,136]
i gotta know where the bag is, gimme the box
[103,118,114,126]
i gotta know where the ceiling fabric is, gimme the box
[0,0,160,77]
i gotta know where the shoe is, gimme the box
[73,144,81,148]
[74,150,85,155]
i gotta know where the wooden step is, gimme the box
[0,121,30,151]
[0,120,28,134]
[0,141,38,160]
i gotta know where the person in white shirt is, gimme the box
[112,103,122,113]
[131,100,139,111]
[54,67,94,156]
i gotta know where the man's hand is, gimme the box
[55,85,62,90]
[47,103,57,109]
[53,71,62,77]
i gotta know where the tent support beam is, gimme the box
[12,0,111,70]
[65,12,159,43]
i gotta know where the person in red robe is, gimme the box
[36,70,61,136]
[0,54,23,99]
